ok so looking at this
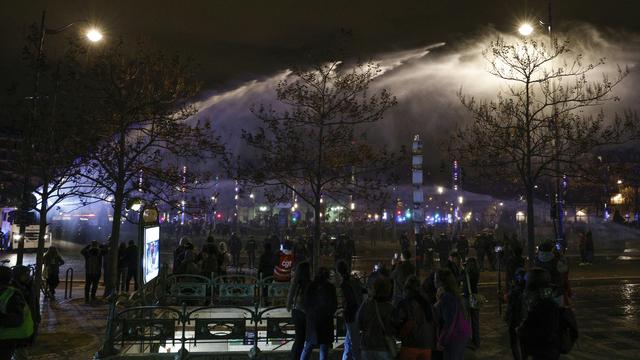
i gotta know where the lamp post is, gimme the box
[15,11,103,266]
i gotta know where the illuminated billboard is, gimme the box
[143,226,160,284]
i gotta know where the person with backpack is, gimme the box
[357,276,396,360]
[337,260,364,360]
[0,267,34,360]
[517,267,578,360]
[286,261,311,360]
[434,269,471,360]
[42,246,64,298]
[392,275,436,360]
[301,267,338,360]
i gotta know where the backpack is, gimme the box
[558,306,578,354]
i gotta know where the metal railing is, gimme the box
[64,267,74,299]
[96,302,346,359]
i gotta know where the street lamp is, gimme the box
[518,23,534,36]
[15,12,104,266]
[86,28,104,42]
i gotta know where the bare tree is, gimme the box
[79,42,224,293]
[1,27,100,307]
[453,36,631,259]
[237,60,399,272]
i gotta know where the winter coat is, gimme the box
[197,243,219,277]
[517,296,570,359]
[303,279,338,345]
[125,245,138,270]
[392,292,436,349]
[43,252,64,279]
[258,252,275,279]
[391,261,415,305]
[340,276,364,323]
[82,246,103,275]
[357,298,394,351]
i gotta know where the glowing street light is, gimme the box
[86,28,103,42]
[518,23,534,36]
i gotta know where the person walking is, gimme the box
[301,267,338,360]
[391,250,416,306]
[245,235,257,269]
[337,260,364,360]
[42,246,64,298]
[116,242,128,293]
[463,258,481,349]
[125,240,139,292]
[357,276,396,360]
[229,233,242,269]
[434,269,470,360]
[82,241,103,304]
[0,267,34,360]
[286,261,311,360]
[392,275,436,360]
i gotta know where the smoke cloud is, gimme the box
[191,23,640,180]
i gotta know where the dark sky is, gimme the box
[2,0,640,89]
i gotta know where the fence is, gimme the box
[97,303,346,359]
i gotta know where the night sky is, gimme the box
[2,0,640,88]
[2,1,640,188]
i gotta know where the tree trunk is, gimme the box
[33,181,49,316]
[313,197,321,275]
[526,184,536,261]
[107,186,125,295]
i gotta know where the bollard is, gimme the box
[64,267,74,299]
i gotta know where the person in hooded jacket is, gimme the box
[300,267,337,360]
[392,275,436,360]
[42,246,64,298]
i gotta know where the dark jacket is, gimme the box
[357,298,394,351]
[125,244,139,270]
[303,279,338,345]
[82,246,103,275]
[392,292,436,349]
[173,245,186,273]
[197,243,219,277]
[117,245,128,270]
[340,276,364,323]
[391,261,415,305]
[286,277,310,313]
[258,251,275,279]
[518,296,573,359]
